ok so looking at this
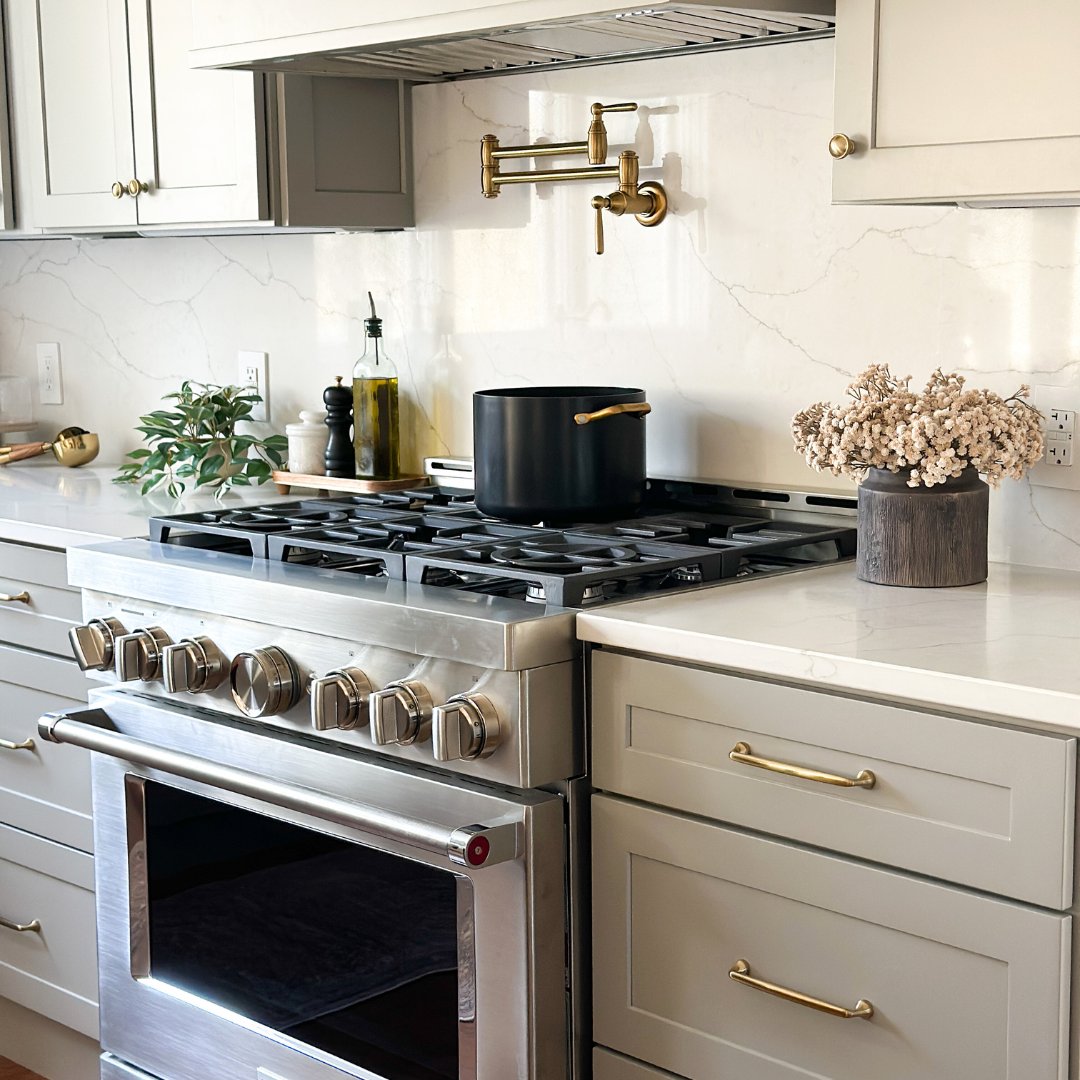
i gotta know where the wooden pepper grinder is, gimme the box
[324,376,355,478]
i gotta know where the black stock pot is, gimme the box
[473,386,651,522]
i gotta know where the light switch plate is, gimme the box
[1030,383,1080,490]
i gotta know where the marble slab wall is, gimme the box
[0,38,1078,570]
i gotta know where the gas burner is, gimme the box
[671,565,704,584]
[489,540,641,573]
[525,581,607,605]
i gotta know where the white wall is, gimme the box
[1,38,1078,569]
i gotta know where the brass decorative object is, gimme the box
[480,101,669,254]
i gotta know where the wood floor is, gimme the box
[0,1059,45,1080]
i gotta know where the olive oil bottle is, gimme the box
[352,292,400,479]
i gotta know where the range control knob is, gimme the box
[163,637,228,695]
[432,694,502,762]
[229,646,303,718]
[69,617,127,671]
[115,627,172,682]
[370,680,433,746]
[311,667,372,731]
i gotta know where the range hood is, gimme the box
[190,2,835,82]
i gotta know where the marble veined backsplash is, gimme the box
[0,38,1078,570]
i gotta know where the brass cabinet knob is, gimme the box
[111,181,125,199]
[828,133,856,159]
[126,179,148,196]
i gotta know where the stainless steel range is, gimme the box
[42,476,856,1080]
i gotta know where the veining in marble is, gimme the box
[0,39,1079,568]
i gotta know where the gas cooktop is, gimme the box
[147,480,857,609]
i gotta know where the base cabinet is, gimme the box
[593,795,1070,1080]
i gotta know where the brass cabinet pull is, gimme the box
[111,181,126,198]
[574,402,652,425]
[729,959,873,1020]
[729,741,876,789]
[126,178,148,196]
[0,590,30,604]
[0,736,34,751]
[829,133,856,159]
[0,914,42,933]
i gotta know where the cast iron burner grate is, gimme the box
[299,487,479,515]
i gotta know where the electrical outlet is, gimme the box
[238,350,269,422]
[1031,384,1080,490]
[36,342,63,405]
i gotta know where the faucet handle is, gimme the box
[592,102,638,116]
[591,195,610,254]
[588,102,638,163]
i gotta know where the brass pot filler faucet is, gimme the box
[480,101,668,255]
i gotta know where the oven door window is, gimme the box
[138,780,465,1080]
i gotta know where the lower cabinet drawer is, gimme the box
[593,795,1070,1080]
[594,1047,687,1079]
[0,823,97,1039]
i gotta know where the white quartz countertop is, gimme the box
[577,562,1080,731]
[0,462,292,549]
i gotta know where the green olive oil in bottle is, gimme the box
[352,292,400,479]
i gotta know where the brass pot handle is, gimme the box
[0,914,42,933]
[573,402,652,426]
[0,590,30,604]
[0,736,34,751]
[729,742,875,789]
[729,960,873,1020]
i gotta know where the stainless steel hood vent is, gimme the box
[193,5,835,83]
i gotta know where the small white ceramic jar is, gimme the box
[285,409,329,476]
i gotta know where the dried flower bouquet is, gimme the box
[792,364,1044,488]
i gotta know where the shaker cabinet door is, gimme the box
[126,0,269,226]
[6,0,137,228]
[832,0,1080,204]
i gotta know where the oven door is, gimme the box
[40,689,567,1080]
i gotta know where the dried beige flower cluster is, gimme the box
[792,365,1045,488]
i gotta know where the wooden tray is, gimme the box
[272,470,428,496]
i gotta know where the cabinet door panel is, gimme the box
[6,0,136,227]
[127,0,268,225]
[593,795,1071,1080]
[833,0,1080,203]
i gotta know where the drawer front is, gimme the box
[0,566,82,656]
[0,824,98,1039]
[0,541,71,590]
[594,1048,687,1079]
[592,651,1076,908]
[593,795,1070,1080]
[0,650,92,852]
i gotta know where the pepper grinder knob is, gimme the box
[324,375,355,478]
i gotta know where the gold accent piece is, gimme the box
[494,165,619,187]
[111,181,125,198]
[729,960,874,1019]
[589,151,668,254]
[588,101,637,164]
[729,741,876,789]
[0,736,34,751]
[574,402,652,425]
[126,178,148,196]
[492,141,589,160]
[829,133,855,159]
[0,590,30,604]
[0,914,42,933]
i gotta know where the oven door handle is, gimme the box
[38,708,518,870]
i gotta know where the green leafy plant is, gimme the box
[115,381,287,498]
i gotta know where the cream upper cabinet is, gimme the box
[6,0,267,229]
[832,0,1080,204]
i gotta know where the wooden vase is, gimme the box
[857,467,989,587]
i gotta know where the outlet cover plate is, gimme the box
[1031,383,1080,490]
[36,342,62,405]
[238,350,269,422]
